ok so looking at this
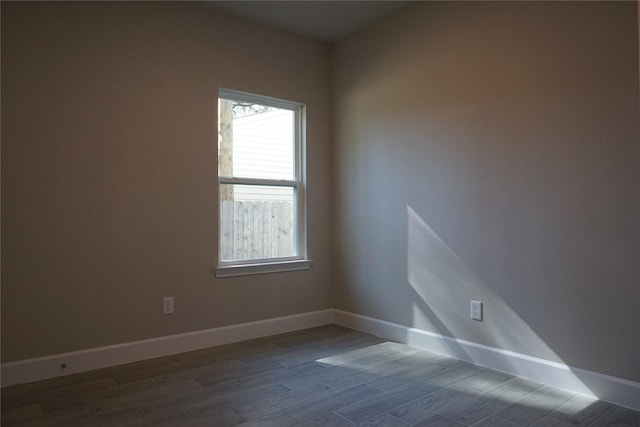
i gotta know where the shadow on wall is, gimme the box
[405,205,598,396]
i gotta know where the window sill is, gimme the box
[215,259,313,278]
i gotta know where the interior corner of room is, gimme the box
[1,0,639,414]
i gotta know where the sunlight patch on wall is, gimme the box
[406,205,593,397]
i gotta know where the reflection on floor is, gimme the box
[2,325,639,426]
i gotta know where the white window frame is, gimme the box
[215,88,311,278]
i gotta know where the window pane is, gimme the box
[218,99,295,180]
[219,184,296,262]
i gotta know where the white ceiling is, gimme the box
[206,1,407,42]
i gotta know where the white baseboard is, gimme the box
[1,309,333,388]
[3,308,639,412]
[333,309,640,412]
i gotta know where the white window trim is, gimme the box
[216,88,310,278]
[215,259,313,278]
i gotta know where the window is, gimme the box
[216,88,311,277]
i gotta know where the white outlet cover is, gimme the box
[470,300,482,321]
[163,297,174,314]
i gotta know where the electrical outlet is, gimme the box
[163,297,174,315]
[470,300,483,321]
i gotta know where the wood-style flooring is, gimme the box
[2,325,639,426]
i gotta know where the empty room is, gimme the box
[1,1,639,426]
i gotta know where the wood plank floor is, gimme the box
[2,325,639,426]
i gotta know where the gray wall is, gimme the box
[3,0,640,387]
[331,1,640,382]
[1,2,332,362]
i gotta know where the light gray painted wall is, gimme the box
[332,1,640,382]
[1,2,332,362]
[2,1,639,387]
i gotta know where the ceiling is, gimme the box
[206,1,407,42]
